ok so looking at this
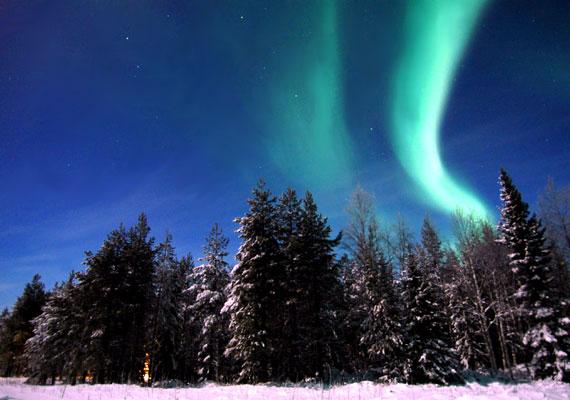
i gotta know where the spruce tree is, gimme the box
[177,254,198,383]
[401,249,463,385]
[497,169,569,381]
[123,214,156,383]
[296,192,343,381]
[223,181,280,383]
[148,232,182,382]
[274,188,304,380]
[0,274,46,377]
[25,274,79,384]
[0,308,11,376]
[79,214,155,383]
[79,225,127,383]
[188,224,230,382]
[521,217,569,381]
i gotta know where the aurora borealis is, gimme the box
[391,0,489,219]
[1,1,569,308]
[262,1,353,187]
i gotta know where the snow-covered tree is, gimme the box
[342,187,383,371]
[188,223,230,382]
[223,181,280,383]
[272,188,303,379]
[176,254,197,382]
[498,169,569,381]
[401,249,463,385]
[148,232,184,382]
[295,192,343,380]
[79,214,155,383]
[520,217,569,381]
[343,186,404,380]
[450,214,499,372]
[25,274,80,384]
[0,274,46,377]
[445,250,489,371]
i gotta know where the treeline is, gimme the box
[0,169,568,385]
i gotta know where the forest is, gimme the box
[0,169,568,385]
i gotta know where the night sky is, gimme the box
[1,0,569,309]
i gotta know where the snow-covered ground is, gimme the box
[0,378,568,400]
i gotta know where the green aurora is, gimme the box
[264,1,353,188]
[391,0,490,218]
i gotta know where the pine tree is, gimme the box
[223,181,280,383]
[363,280,404,382]
[295,192,343,381]
[79,225,128,383]
[25,274,79,384]
[79,214,155,383]
[0,308,10,376]
[0,274,46,377]
[521,217,569,381]
[274,188,304,380]
[176,254,197,383]
[188,224,230,382]
[401,249,463,385]
[123,214,156,383]
[497,169,569,381]
[497,169,532,279]
[148,232,182,382]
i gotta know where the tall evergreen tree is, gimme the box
[521,217,569,381]
[148,232,182,382]
[188,223,230,382]
[274,188,304,380]
[223,181,280,383]
[25,274,80,384]
[497,169,569,381]
[176,254,198,383]
[0,274,46,377]
[0,308,10,375]
[79,225,127,383]
[79,214,155,383]
[295,192,343,381]
[123,214,156,383]
[401,249,463,385]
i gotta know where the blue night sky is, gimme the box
[1,0,569,309]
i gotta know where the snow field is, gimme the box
[0,379,569,400]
